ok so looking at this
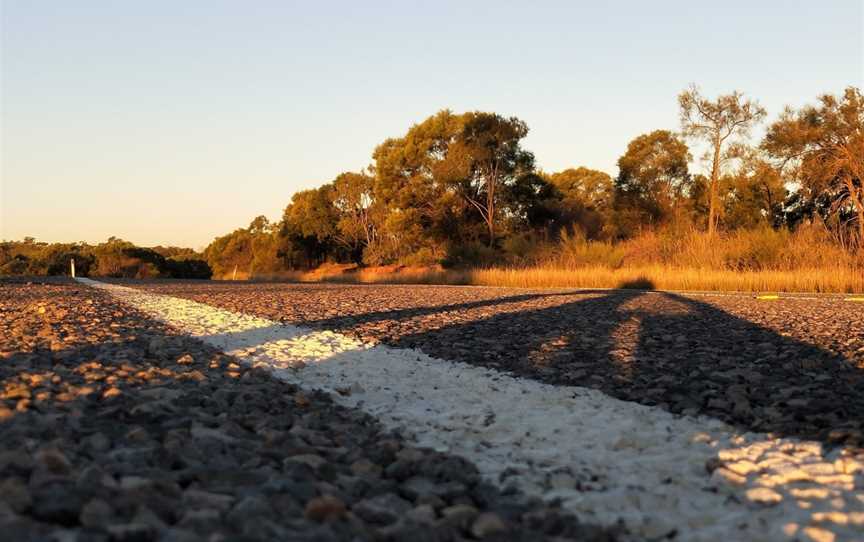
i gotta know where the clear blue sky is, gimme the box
[2,0,862,249]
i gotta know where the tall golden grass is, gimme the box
[230,226,863,293]
[466,266,864,293]
[240,264,863,293]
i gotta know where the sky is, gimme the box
[2,1,862,249]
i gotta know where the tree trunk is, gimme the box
[858,207,864,248]
[707,135,722,236]
[846,178,864,249]
[487,170,496,248]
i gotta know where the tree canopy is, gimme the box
[679,85,767,235]
[13,88,860,280]
[614,130,691,233]
[762,87,864,242]
[193,91,861,278]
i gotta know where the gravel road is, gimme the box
[0,279,619,541]
[121,280,864,449]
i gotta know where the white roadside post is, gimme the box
[70,258,76,278]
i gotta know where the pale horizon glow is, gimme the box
[2,1,862,249]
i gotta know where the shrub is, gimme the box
[441,242,499,268]
[546,228,627,269]
[0,257,29,275]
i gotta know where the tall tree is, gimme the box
[547,167,614,212]
[721,152,787,229]
[331,171,379,261]
[762,87,864,244]
[541,168,615,239]
[281,185,339,267]
[679,85,767,235]
[503,172,559,234]
[437,112,534,246]
[371,110,467,263]
[614,130,691,233]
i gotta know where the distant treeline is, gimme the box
[0,237,212,279]
[203,86,863,278]
[6,86,861,281]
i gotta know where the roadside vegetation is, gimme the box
[4,86,862,292]
[254,225,864,292]
[0,237,211,279]
[202,86,863,292]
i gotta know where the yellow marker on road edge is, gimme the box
[845,297,864,302]
[755,294,780,300]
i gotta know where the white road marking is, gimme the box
[78,278,864,542]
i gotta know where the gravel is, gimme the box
[0,279,620,541]
[118,280,864,449]
[88,279,864,541]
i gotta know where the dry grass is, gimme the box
[243,264,863,293]
[225,227,863,293]
[465,265,864,293]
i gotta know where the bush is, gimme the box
[501,233,546,265]
[0,257,29,275]
[0,238,210,279]
[546,228,627,269]
[441,242,499,268]
[164,257,213,279]
[399,246,443,267]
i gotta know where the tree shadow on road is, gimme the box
[380,288,864,447]
[0,282,621,541]
[87,278,864,446]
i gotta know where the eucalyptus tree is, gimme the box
[679,85,767,235]
[331,171,379,262]
[614,130,691,233]
[435,112,535,246]
[762,87,864,244]
[547,167,614,212]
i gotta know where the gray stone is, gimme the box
[404,504,437,525]
[182,489,235,511]
[79,498,113,528]
[284,454,327,470]
[400,477,441,500]
[132,505,168,531]
[76,465,117,492]
[31,483,84,526]
[304,495,346,522]
[34,448,71,475]
[83,433,112,453]
[471,512,509,538]
[105,522,155,542]
[441,504,479,530]
[160,528,202,542]
[352,493,412,525]
[0,477,31,513]
[178,508,222,532]
[226,495,273,524]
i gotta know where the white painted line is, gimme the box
[77,278,864,542]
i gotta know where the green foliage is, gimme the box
[547,167,614,211]
[613,130,691,235]
[0,238,210,279]
[554,228,627,269]
[204,216,285,278]
[762,87,864,243]
[720,154,788,229]
[0,257,29,275]
[678,85,768,235]
[280,186,340,267]
[190,90,863,276]
[441,241,499,268]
